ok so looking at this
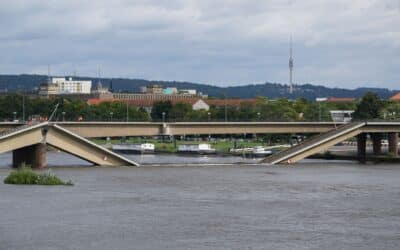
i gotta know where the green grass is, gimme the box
[93,138,274,153]
[4,166,73,186]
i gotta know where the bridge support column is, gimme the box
[389,132,398,157]
[371,133,382,155]
[357,133,366,163]
[12,143,47,169]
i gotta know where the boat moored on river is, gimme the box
[177,144,216,155]
[230,146,273,158]
[112,143,155,154]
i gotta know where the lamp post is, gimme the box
[12,111,17,121]
[257,112,261,121]
[161,112,166,143]
[110,112,114,121]
[207,112,211,140]
[224,98,227,122]
[22,93,25,122]
[318,102,321,122]
[126,102,129,122]
[62,111,66,122]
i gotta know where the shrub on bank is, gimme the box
[4,165,73,186]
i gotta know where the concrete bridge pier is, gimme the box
[388,132,398,157]
[12,143,47,169]
[357,133,367,163]
[371,133,382,155]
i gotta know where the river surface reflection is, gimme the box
[1,159,400,249]
[0,151,262,168]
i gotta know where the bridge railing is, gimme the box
[263,122,365,164]
[53,117,352,123]
[0,124,32,138]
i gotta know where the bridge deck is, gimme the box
[0,122,138,167]
[262,122,366,164]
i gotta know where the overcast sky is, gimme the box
[0,0,399,88]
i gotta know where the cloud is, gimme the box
[0,0,399,89]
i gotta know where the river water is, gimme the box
[0,151,264,167]
[1,152,400,249]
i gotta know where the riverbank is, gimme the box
[93,138,284,154]
[1,163,400,249]
[96,139,400,163]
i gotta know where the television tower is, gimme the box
[289,37,294,94]
[97,65,103,89]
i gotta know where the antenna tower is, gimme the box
[97,65,102,89]
[47,64,51,84]
[289,37,294,94]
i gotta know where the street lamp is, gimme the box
[207,112,211,122]
[62,111,66,122]
[22,93,25,122]
[161,112,166,142]
[126,102,129,122]
[12,111,17,121]
[257,112,261,121]
[110,112,114,121]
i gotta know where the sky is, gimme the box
[0,0,399,89]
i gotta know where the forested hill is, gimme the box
[0,74,397,100]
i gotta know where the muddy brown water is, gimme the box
[1,152,400,249]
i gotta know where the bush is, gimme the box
[4,165,73,186]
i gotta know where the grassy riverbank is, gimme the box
[92,138,274,153]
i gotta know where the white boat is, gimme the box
[251,146,273,157]
[229,147,253,154]
[178,144,216,154]
[112,143,155,154]
[230,146,272,157]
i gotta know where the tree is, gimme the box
[170,102,191,121]
[353,92,383,120]
[151,101,173,121]
[382,101,400,120]
[303,102,331,121]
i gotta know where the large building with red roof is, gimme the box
[87,97,258,113]
[390,93,400,101]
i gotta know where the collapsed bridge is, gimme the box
[0,121,399,167]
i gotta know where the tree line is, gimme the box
[0,92,398,122]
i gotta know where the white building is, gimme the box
[51,77,92,94]
[179,89,197,95]
[192,99,209,111]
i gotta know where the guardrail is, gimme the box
[263,122,365,164]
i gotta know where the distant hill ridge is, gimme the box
[0,74,397,100]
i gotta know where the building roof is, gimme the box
[88,98,258,107]
[326,97,356,103]
[87,98,113,105]
[205,99,257,107]
[390,93,400,101]
[87,98,203,107]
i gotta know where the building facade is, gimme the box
[38,83,58,96]
[39,77,92,96]
[51,77,92,94]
